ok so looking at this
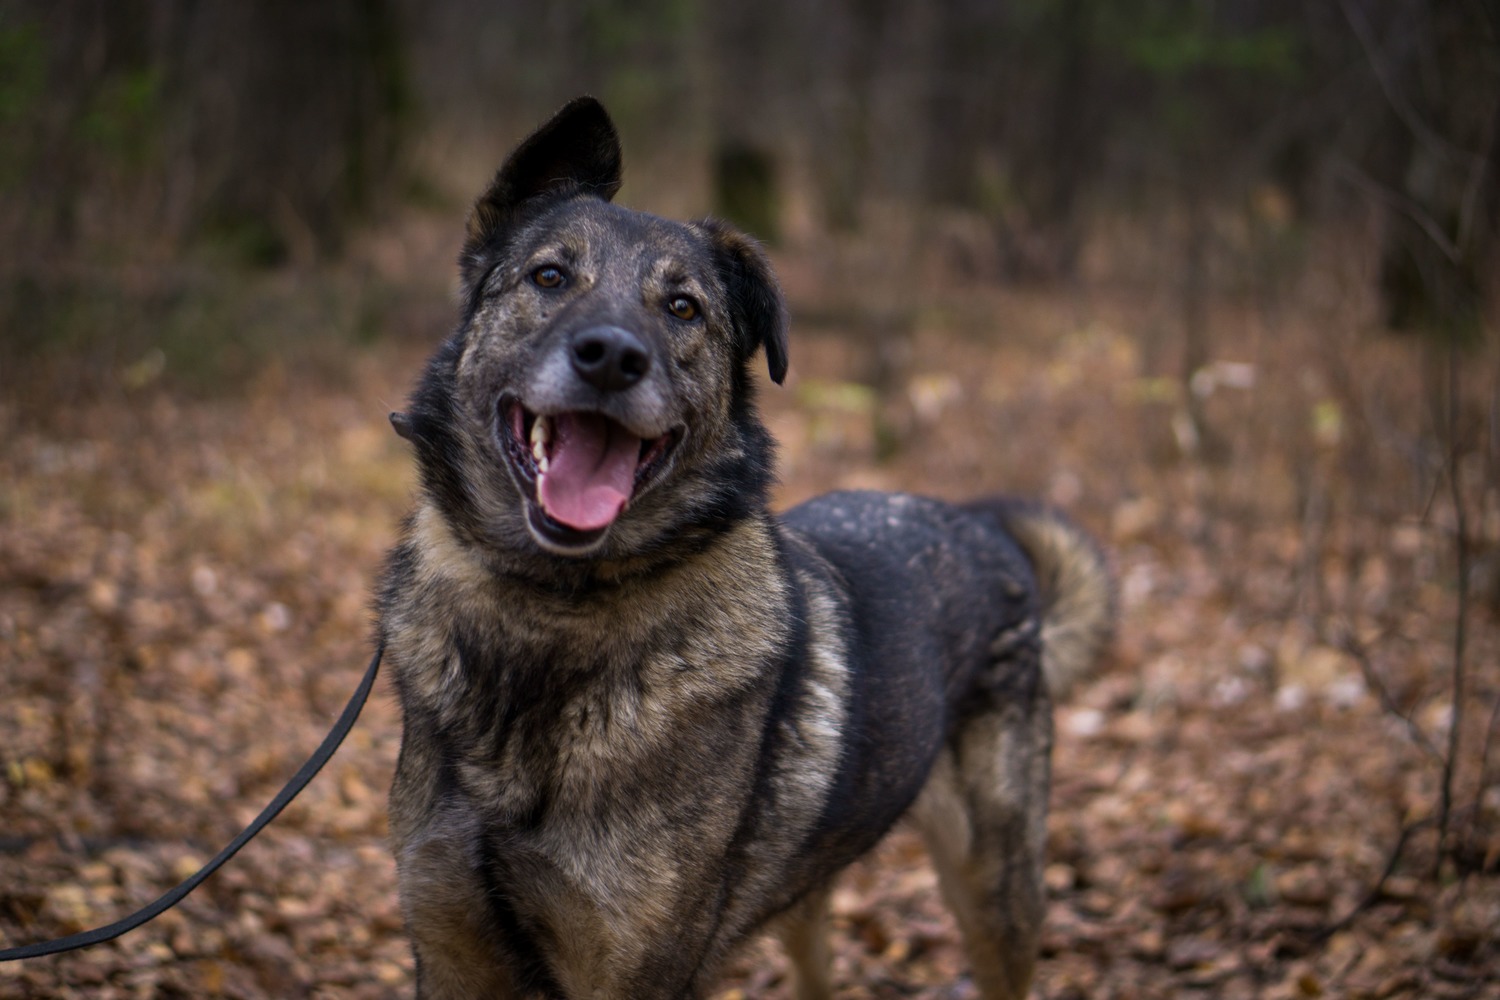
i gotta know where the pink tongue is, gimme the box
[537,413,640,531]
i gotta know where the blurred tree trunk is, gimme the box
[922,0,990,210]
[1365,0,1497,343]
[992,0,1097,280]
[712,143,780,245]
[809,0,891,232]
[1034,0,1092,277]
[182,0,409,262]
[706,0,782,243]
[918,0,1099,280]
[2,0,409,267]
[1179,179,1228,462]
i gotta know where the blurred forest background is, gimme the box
[3,0,1497,368]
[3,1,1500,997]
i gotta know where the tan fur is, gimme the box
[907,701,1050,1000]
[776,887,835,1000]
[388,511,821,996]
[1003,508,1114,698]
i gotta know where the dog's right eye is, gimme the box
[666,296,699,322]
[532,266,567,289]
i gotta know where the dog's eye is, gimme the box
[533,266,567,289]
[667,296,699,321]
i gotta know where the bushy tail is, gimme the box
[992,502,1115,699]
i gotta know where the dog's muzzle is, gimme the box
[491,324,685,552]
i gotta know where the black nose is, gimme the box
[569,326,651,392]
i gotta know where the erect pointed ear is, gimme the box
[699,219,790,385]
[461,98,623,289]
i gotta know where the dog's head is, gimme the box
[396,98,789,565]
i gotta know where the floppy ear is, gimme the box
[699,219,790,384]
[461,97,623,292]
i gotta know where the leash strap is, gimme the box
[0,644,383,961]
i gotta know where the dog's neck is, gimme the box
[391,501,793,698]
[410,498,765,596]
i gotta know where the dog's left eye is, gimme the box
[533,266,567,289]
[667,296,699,321]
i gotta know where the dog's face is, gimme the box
[398,99,788,563]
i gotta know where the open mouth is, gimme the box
[499,399,678,546]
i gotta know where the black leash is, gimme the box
[0,643,384,961]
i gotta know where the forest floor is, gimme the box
[2,213,1498,998]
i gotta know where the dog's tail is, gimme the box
[1009,504,1114,698]
[978,500,1114,699]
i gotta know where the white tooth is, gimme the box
[530,416,550,472]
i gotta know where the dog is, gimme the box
[377,97,1113,1000]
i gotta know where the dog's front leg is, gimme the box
[399,834,529,999]
[775,887,835,1000]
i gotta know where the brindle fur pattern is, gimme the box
[378,98,1113,1000]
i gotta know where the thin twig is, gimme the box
[1437,342,1470,874]
[1336,0,1479,168]
[1334,626,1444,763]
[1330,157,1463,265]
[1471,691,1500,863]
[1455,81,1499,254]
[1310,817,1427,943]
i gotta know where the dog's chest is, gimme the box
[462,652,777,964]
[443,613,776,810]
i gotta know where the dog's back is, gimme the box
[783,491,1112,714]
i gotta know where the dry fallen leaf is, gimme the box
[4,241,1498,1000]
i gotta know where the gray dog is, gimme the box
[378,97,1113,1000]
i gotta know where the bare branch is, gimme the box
[1337,0,1472,165]
[1311,816,1426,943]
[1471,690,1500,860]
[1437,342,1471,871]
[1332,624,1444,763]
[1330,157,1463,264]
[1455,89,1499,254]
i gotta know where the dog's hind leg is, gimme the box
[909,700,1051,1000]
[776,885,835,1000]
